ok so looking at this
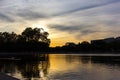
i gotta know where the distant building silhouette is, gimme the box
[91,37,115,44]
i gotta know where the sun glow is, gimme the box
[36,24,49,32]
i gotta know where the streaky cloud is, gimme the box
[52,0,120,17]
[49,24,120,33]
[0,13,14,22]
[81,30,120,34]
[16,10,48,20]
[48,23,120,40]
[48,24,80,33]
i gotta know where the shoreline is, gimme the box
[0,51,120,55]
[0,73,19,80]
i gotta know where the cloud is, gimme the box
[48,22,120,41]
[48,22,115,33]
[16,10,48,20]
[1,0,119,23]
[0,13,15,22]
[52,0,120,17]
[48,24,80,32]
[48,24,97,38]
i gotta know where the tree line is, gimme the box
[51,37,120,53]
[0,27,120,53]
[0,27,50,52]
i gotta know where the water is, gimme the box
[0,53,120,80]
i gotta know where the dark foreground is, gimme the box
[0,73,19,80]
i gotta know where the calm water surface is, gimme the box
[0,53,120,80]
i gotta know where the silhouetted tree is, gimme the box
[81,41,90,45]
[80,41,91,51]
[0,27,50,52]
[22,27,50,44]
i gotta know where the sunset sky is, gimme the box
[0,0,120,47]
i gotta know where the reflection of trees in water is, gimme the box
[0,54,50,79]
[65,55,81,63]
[17,61,40,78]
[0,61,18,76]
[82,56,120,66]
[90,56,120,66]
[80,56,91,64]
[65,55,120,66]
[65,55,91,64]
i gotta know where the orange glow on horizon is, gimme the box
[50,37,80,47]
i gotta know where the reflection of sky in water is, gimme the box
[48,54,120,80]
[0,54,120,80]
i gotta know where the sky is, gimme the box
[0,0,120,47]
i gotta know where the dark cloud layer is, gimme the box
[49,24,80,32]
[48,24,98,36]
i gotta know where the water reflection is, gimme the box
[0,54,50,80]
[49,54,120,80]
[0,54,120,80]
[65,55,120,65]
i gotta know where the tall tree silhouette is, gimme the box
[22,27,50,44]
